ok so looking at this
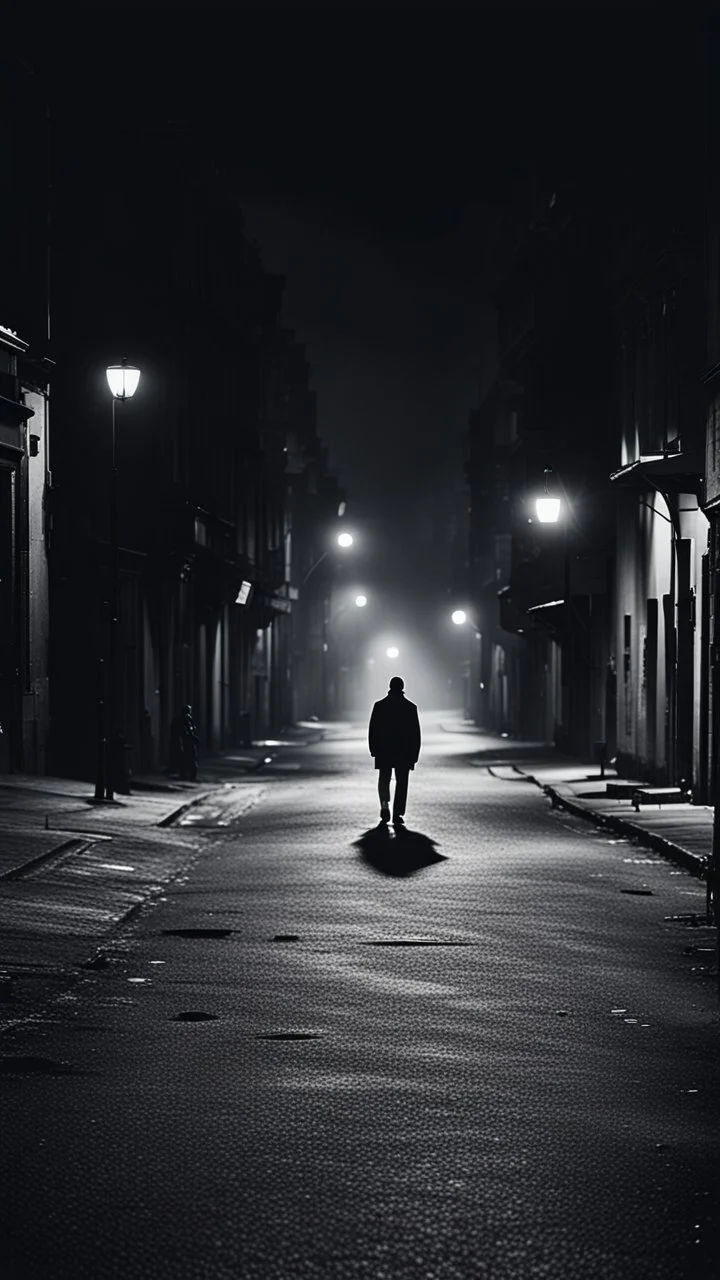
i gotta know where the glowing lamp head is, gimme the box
[355,595,367,608]
[337,532,354,548]
[386,646,399,659]
[106,363,140,400]
[451,609,467,626]
[535,496,561,523]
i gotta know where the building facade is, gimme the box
[0,329,52,773]
[467,177,615,757]
[44,120,340,783]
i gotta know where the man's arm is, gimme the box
[368,704,378,756]
[412,708,421,762]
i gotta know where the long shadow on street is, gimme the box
[353,825,447,877]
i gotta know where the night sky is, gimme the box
[13,2,684,658]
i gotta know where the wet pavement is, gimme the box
[0,717,718,1277]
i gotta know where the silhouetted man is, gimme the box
[170,704,199,781]
[368,675,421,826]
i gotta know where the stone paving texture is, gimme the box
[0,717,716,1279]
[0,718,714,999]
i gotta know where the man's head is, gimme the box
[388,676,404,694]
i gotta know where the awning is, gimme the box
[0,394,34,426]
[609,451,703,496]
[527,598,565,612]
[254,591,291,615]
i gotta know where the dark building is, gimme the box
[0,51,53,775]
[44,114,340,782]
[467,176,615,756]
[466,14,709,786]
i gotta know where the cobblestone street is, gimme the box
[0,720,717,1278]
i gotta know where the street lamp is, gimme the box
[532,468,576,753]
[302,529,355,585]
[386,646,400,659]
[536,497,561,523]
[449,609,474,716]
[95,360,140,802]
[301,530,358,719]
[535,469,562,523]
[532,471,569,606]
[328,591,370,718]
[106,364,141,400]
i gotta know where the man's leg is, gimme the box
[378,768,391,821]
[393,767,410,822]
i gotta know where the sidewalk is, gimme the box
[0,725,326,880]
[515,759,712,881]
[437,715,712,887]
[0,727,325,1019]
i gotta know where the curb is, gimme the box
[280,729,326,746]
[531,777,709,882]
[0,837,92,883]
[156,791,213,828]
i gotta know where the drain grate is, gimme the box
[162,928,232,938]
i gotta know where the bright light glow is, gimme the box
[451,609,467,625]
[535,496,561,523]
[337,532,354,548]
[235,581,252,606]
[386,646,399,659]
[355,595,367,608]
[106,364,141,400]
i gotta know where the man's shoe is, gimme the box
[392,815,405,827]
[380,806,390,824]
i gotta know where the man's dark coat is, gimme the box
[368,691,421,770]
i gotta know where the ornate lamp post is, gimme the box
[94,360,140,801]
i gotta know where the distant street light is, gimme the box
[328,590,370,718]
[302,528,355,586]
[329,591,370,625]
[451,609,467,625]
[386,646,399,659]
[95,360,141,802]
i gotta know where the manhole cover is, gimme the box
[162,929,232,938]
[362,939,471,947]
[256,1032,321,1041]
[174,1011,219,1022]
[620,888,653,896]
